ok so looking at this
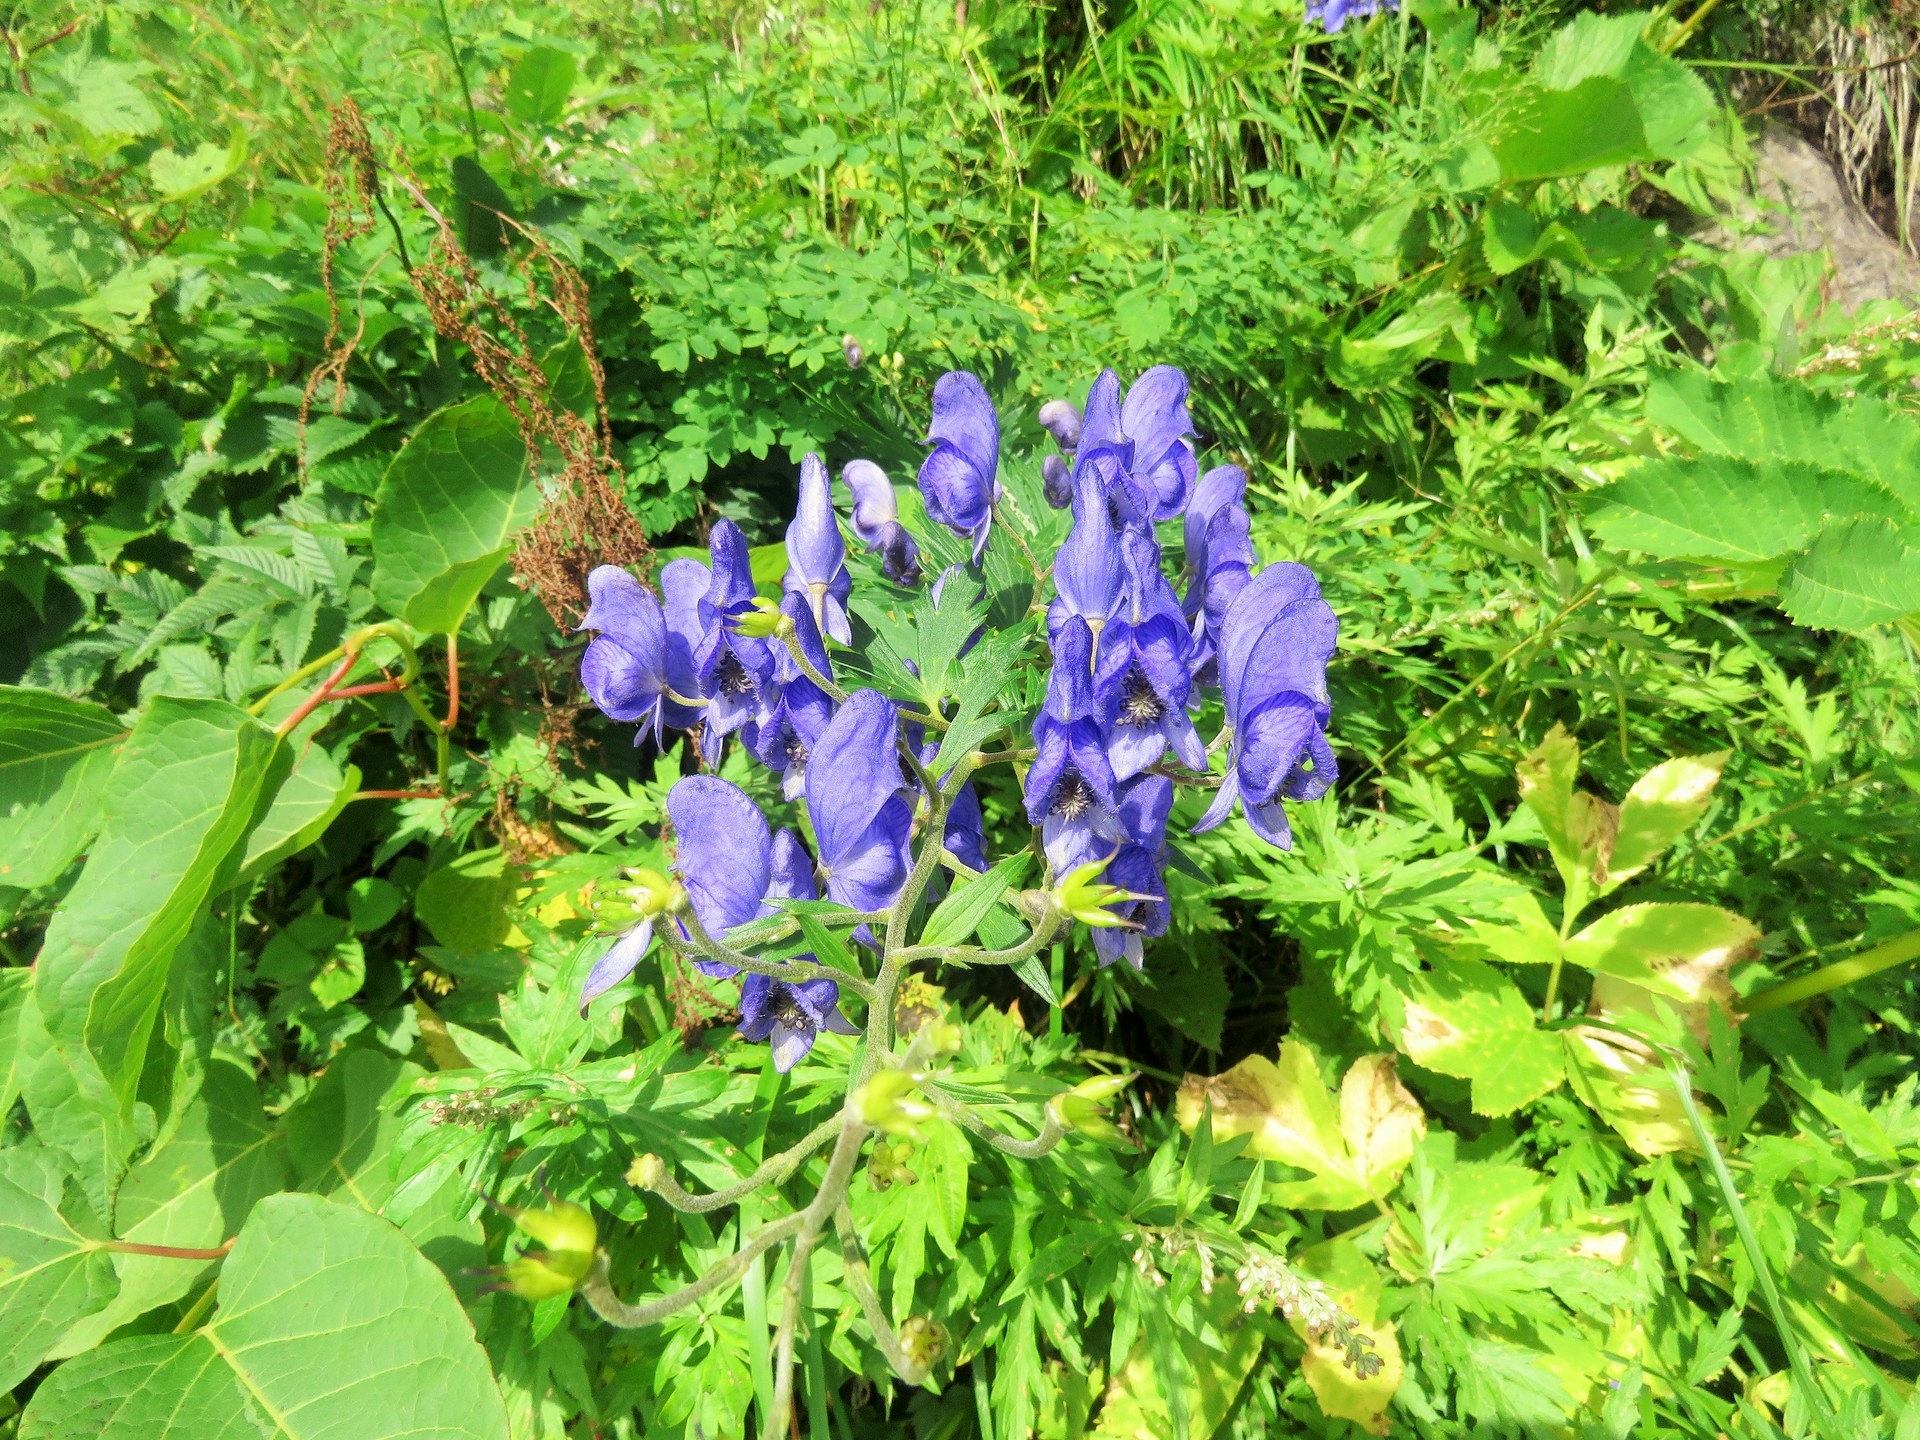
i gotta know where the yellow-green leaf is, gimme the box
[1293,1240,1403,1436]
[1388,961,1565,1116]
[1564,901,1757,1010]
[1605,752,1728,891]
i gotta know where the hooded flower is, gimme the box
[842,459,923,585]
[1073,367,1198,526]
[1095,533,1206,780]
[1183,465,1248,587]
[1048,469,1127,642]
[806,689,914,917]
[1038,398,1084,453]
[578,566,703,747]
[917,371,1001,561]
[736,828,857,1071]
[1026,616,1126,874]
[1041,454,1073,509]
[690,519,777,763]
[1191,563,1339,849]
[1185,477,1256,683]
[783,453,853,644]
[751,592,837,800]
[578,915,656,1012]
[666,774,775,977]
[1050,775,1173,970]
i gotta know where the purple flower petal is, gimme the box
[841,459,899,546]
[806,689,906,875]
[579,918,653,1013]
[784,453,852,644]
[1050,470,1125,634]
[668,775,773,945]
[1184,465,1248,580]
[1041,454,1072,508]
[1119,365,1197,519]
[1039,398,1084,452]
[823,795,913,913]
[925,371,1000,485]
[767,828,819,905]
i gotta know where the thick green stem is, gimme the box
[579,1213,807,1328]
[671,906,872,998]
[922,1081,1064,1159]
[1742,927,1920,1014]
[834,1203,930,1383]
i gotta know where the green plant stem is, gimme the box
[578,1213,807,1328]
[638,1118,843,1213]
[1742,926,1920,1014]
[432,0,482,155]
[671,906,872,997]
[1670,1059,1838,1432]
[1540,899,1580,1023]
[764,1118,869,1440]
[833,1203,929,1383]
[922,1080,1063,1159]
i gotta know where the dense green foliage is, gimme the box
[3,1,1920,1437]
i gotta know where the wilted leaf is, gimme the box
[1176,1043,1424,1210]
[1564,1023,1693,1158]
[1605,752,1727,889]
[1516,724,1616,899]
[1564,902,1757,1013]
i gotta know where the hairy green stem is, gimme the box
[579,1213,807,1328]
[638,1117,844,1213]
[922,1081,1064,1159]
[671,906,873,998]
[834,1203,930,1383]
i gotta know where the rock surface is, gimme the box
[1742,123,1920,309]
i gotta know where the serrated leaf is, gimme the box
[18,1192,511,1440]
[0,1147,115,1392]
[1176,1044,1424,1210]
[371,398,538,634]
[1589,456,1894,564]
[1605,752,1727,890]
[1516,724,1616,903]
[1492,78,1646,182]
[1388,961,1564,1117]
[0,686,126,890]
[1564,902,1758,1009]
[1778,516,1920,632]
[1564,1025,1693,1158]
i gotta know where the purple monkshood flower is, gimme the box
[751,593,837,800]
[1074,366,1198,526]
[917,371,1002,562]
[783,453,853,645]
[1027,616,1126,874]
[1038,399,1083,453]
[806,689,914,919]
[1041,454,1072,509]
[842,460,924,586]
[1095,533,1206,780]
[1048,469,1126,641]
[1048,774,1173,970]
[1185,469,1255,682]
[1307,0,1396,34]
[737,827,857,1071]
[1183,465,1248,586]
[579,914,655,1012]
[578,566,703,747]
[685,519,777,764]
[1192,563,1338,850]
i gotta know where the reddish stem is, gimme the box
[325,679,406,700]
[444,632,461,733]
[104,1237,235,1260]
[275,652,360,736]
[352,788,445,801]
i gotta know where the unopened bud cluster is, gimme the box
[1234,1250,1384,1378]
[421,1087,551,1129]
[868,1138,918,1190]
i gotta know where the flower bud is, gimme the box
[842,334,865,369]
[898,1315,948,1372]
[1046,1072,1136,1145]
[855,1069,936,1140]
[1052,859,1149,930]
[595,868,683,930]
[867,1138,919,1191]
[625,1153,667,1192]
[493,1195,597,1300]
[728,595,785,639]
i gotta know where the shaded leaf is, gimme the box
[0,686,127,890]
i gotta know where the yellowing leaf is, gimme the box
[1388,961,1565,1116]
[1605,752,1728,891]
[1516,724,1617,900]
[1293,1241,1403,1436]
[1564,902,1757,1012]
[1176,1043,1424,1209]
[1563,1023,1693,1157]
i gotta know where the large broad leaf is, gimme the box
[284,1046,422,1206]
[35,697,289,1113]
[50,1057,288,1357]
[415,847,520,955]
[505,45,576,125]
[0,1147,116,1392]
[1645,368,1920,512]
[1589,456,1893,565]
[19,1192,511,1440]
[1605,752,1727,891]
[0,686,126,890]
[1492,78,1646,183]
[371,397,538,634]
[1387,961,1564,1117]
[1564,902,1758,1010]
[1778,517,1920,633]
[1175,1044,1424,1210]
[234,738,360,886]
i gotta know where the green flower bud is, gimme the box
[728,595,786,639]
[855,1069,936,1140]
[494,1195,597,1299]
[1052,859,1149,929]
[1046,1072,1136,1145]
[594,868,684,930]
[625,1153,667,1192]
[898,1315,948,1372]
[867,1138,919,1191]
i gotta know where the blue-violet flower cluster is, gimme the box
[576,364,1337,1068]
